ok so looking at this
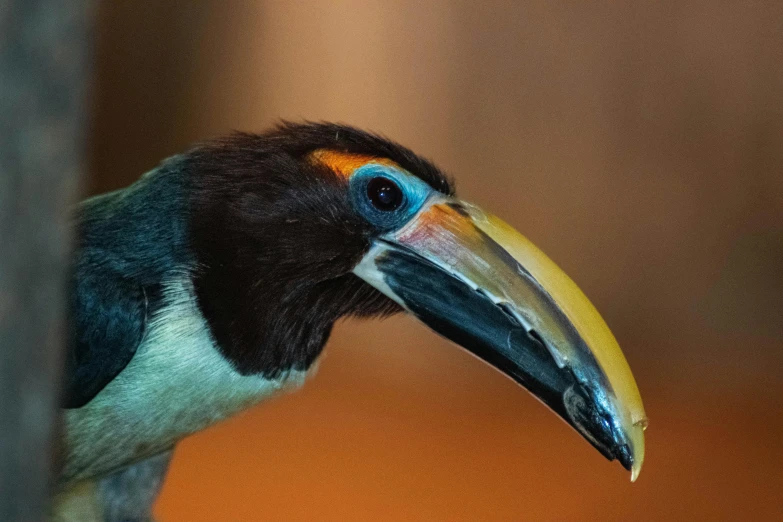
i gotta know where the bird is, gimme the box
[52,122,648,521]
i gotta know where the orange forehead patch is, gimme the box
[309,149,399,179]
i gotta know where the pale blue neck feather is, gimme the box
[61,276,310,485]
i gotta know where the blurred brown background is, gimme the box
[88,1,783,520]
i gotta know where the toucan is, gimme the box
[53,122,647,521]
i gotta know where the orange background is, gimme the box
[88,2,783,520]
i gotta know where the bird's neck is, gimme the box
[62,277,311,485]
[192,263,350,376]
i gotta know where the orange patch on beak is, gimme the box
[310,149,399,179]
[396,202,483,246]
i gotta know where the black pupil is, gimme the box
[367,177,403,211]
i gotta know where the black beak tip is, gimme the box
[616,443,634,472]
[564,384,635,472]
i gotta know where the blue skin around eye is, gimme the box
[349,163,434,230]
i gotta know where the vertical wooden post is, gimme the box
[0,1,93,520]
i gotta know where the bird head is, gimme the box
[187,122,647,480]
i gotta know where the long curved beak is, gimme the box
[354,196,648,481]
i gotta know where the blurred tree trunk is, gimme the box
[0,1,93,520]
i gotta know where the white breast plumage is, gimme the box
[61,276,309,485]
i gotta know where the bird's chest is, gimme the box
[61,283,309,485]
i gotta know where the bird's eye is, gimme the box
[366,177,404,211]
[349,164,431,230]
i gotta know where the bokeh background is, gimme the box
[87,2,782,520]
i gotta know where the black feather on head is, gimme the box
[187,122,453,376]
